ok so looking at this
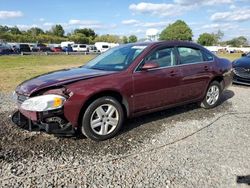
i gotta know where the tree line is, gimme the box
[159,20,249,47]
[0,21,249,47]
[0,24,138,44]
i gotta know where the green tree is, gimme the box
[122,36,128,44]
[69,33,90,44]
[73,28,96,38]
[128,35,137,43]
[0,25,9,33]
[197,33,217,46]
[9,26,21,35]
[27,27,44,36]
[94,34,122,43]
[51,24,64,37]
[226,36,248,47]
[160,20,193,41]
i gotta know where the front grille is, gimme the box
[17,94,29,104]
[233,67,250,79]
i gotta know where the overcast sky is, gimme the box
[1,0,250,40]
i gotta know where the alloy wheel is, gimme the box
[206,85,220,106]
[90,104,119,136]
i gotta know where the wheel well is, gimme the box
[211,76,224,89]
[77,91,128,127]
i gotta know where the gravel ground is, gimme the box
[0,85,250,187]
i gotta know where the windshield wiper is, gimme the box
[90,67,107,71]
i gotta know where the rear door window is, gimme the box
[178,47,203,65]
[202,51,214,61]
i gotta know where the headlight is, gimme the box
[21,94,66,112]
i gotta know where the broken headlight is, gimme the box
[21,94,66,112]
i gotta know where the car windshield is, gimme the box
[85,44,148,71]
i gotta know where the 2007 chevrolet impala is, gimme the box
[12,41,233,141]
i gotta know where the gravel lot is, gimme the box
[0,85,250,187]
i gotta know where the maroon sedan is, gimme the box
[13,41,232,141]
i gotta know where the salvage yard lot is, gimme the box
[0,52,250,187]
[0,53,241,92]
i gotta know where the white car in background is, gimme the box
[61,41,74,48]
[94,42,111,53]
[95,42,119,53]
[72,44,88,52]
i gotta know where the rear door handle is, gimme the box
[170,70,177,77]
[204,66,209,71]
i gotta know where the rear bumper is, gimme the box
[223,71,233,90]
[12,110,75,136]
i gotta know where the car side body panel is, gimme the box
[132,67,182,112]
[179,62,215,102]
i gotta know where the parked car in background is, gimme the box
[32,43,51,52]
[232,53,250,85]
[87,45,99,53]
[61,41,74,48]
[51,46,63,52]
[62,45,73,52]
[0,43,13,55]
[17,44,31,53]
[72,44,88,52]
[13,41,233,141]
[28,44,36,51]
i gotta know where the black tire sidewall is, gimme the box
[81,97,124,141]
[202,81,222,109]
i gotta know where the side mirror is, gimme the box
[141,61,159,71]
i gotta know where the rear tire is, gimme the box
[81,96,124,141]
[201,81,222,109]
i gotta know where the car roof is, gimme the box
[130,40,200,47]
[126,41,211,53]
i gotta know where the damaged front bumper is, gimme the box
[12,109,75,136]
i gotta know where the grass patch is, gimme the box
[0,53,242,92]
[0,55,96,92]
[217,53,242,61]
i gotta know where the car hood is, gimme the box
[233,56,250,68]
[16,67,115,96]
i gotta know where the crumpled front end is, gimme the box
[12,89,75,136]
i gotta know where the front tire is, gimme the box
[81,97,124,141]
[201,81,222,109]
